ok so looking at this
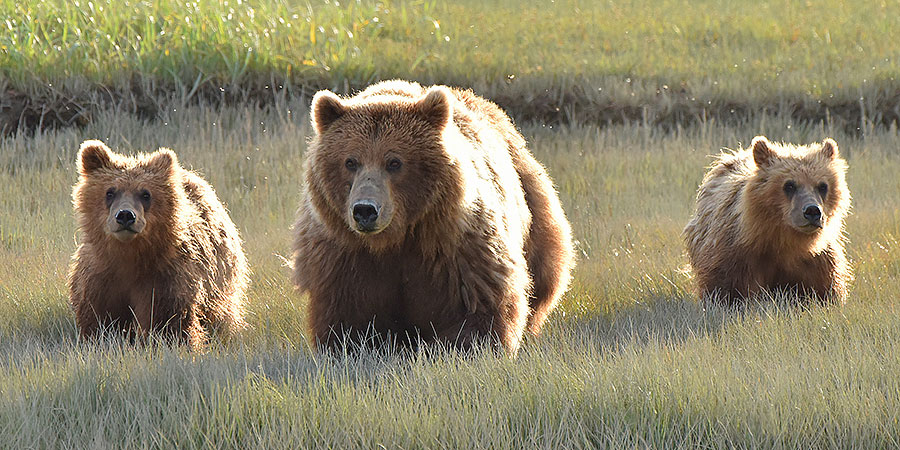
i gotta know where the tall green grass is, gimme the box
[2,0,900,127]
[1,101,899,446]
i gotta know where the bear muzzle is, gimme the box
[107,207,146,241]
[351,200,381,233]
[346,170,394,235]
[802,204,823,228]
[116,209,136,228]
[793,203,824,233]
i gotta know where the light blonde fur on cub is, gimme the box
[683,136,851,305]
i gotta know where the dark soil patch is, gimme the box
[3,79,899,135]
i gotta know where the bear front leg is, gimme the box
[72,295,101,338]
[306,284,402,353]
[808,245,850,305]
[428,252,531,356]
[181,307,206,351]
[152,302,206,350]
[166,294,207,351]
[130,290,206,350]
[129,299,154,343]
[828,274,849,304]
[308,310,370,353]
[434,305,525,355]
[298,250,403,352]
[306,297,349,351]
[68,257,102,338]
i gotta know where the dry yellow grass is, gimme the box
[1,102,899,447]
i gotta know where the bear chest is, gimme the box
[747,251,831,292]
[96,264,178,311]
[398,255,468,325]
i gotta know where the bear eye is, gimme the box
[783,181,796,196]
[106,189,115,200]
[345,158,359,172]
[140,190,152,203]
[817,182,828,197]
[386,158,402,172]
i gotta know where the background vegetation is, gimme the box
[2,0,900,129]
[2,0,900,447]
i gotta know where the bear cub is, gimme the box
[68,140,249,349]
[683,136,851,305]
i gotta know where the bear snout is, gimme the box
[115,209,137,228]
[107,204,146,241]
[351,201,380,232]
[802,204,823,228]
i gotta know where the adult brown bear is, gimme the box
[292,80,575,355]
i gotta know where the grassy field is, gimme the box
[2,0,900,129]
[3,0,900,447]
[2,101,900,447]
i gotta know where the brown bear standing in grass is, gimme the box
[291,80,575,355]
[68,140,249,349]
[683,136,851,305]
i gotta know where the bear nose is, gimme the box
[352,202,379,230]
[115,209,136,227]
[803,204,822,222]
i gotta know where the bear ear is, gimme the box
[77,140,116,175]
[821,138,839,160]
[311,90,347,134]
[415,86,452,129]
[751,135,775,169]
[146,148,178,177]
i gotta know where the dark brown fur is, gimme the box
[68,140,249,349]
[683,136,851,305]
[292,80,575,355]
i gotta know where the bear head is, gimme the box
[305,87,464,252]
[74,140,182,248]
[745,136,850,248]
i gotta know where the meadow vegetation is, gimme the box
[2,0,900,129]
[2,0,900,447]
[2,103,900,447]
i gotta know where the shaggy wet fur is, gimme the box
[292,80,575,355]
[68,140,249,349]
[683,136,851,305]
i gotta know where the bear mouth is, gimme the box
[353,224,384,235]
[111,228,140,241]
[797,222,823,233]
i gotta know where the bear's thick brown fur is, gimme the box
[68,140,249,349]
[683,136,851,304]
[291,80,575,355]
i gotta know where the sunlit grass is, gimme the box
[2,0,899,445]
[1,0,900,125]
[1,101,899,446]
